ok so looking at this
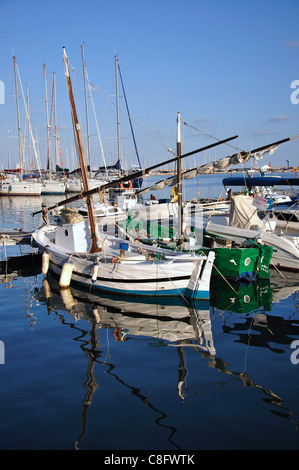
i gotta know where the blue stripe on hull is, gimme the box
[75,278,210,300]
[185,288,210,300]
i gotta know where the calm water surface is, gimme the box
[0,173,299,451]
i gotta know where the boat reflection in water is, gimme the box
[34,271,299,449]
[37,273,216,449]
[39,274,215,350]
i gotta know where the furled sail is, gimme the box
[137,136,298,196]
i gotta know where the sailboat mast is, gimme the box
[13,56,22,174]
[177,111,183,245]
[26,84,32,170]
[115,55,121,171]
[117,60,142,169]
[43,64,51,177]
[81,43,91,176]
[53,72,58,167]
[63,47,99,254]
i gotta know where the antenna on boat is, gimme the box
[63,47,99,254]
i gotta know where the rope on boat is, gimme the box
[68,58,176,157]
[211,263,239,295]
[270,262,289,282]
[152,259,189,303]
[182,119,243,152]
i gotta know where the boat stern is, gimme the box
[185,251,215,299]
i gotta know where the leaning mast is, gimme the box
[63,47,99,254]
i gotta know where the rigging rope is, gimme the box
[46,70,66,176]
[16,64,41,175]
[68,60,176,158]
[182,120,243,152]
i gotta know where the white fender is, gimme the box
[42,252,50,275]
[91,263,99,283]
[59,261,73,288]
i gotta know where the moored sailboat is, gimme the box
[0,57,42,197]
[0,173,42,196]
[40,65,66,195]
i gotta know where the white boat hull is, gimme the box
[0,181,42,196]
[33,223,215,299]
[41,181,66,195]
[66,178,106,193]
[268,209,299,234]
[77,202,126,220]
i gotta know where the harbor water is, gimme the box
[0,173,298,451]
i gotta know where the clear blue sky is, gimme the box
[0,0,298,172]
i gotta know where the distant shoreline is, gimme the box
[149,167,298,176]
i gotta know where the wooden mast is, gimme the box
[63,47,99,254]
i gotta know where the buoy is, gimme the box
[42,252,50,275]
[120,180,133,190]
[91,263,99,283]
[59,261,73,288]
[170,187,178,203]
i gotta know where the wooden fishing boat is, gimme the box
[33,218,215,299]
